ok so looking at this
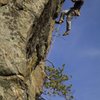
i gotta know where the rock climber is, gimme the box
[55,0,84,36]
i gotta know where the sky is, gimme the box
[46,0,100,100]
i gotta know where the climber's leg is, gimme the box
[55,10,69,24]
[63,10,74,36]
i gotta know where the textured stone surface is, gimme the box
[0,0,65,100]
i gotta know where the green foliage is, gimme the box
[42,63,74,100]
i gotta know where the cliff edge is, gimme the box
[0,0,65,100]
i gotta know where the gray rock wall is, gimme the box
[0,0,65,100]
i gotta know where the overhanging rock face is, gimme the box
[0,0,65,99]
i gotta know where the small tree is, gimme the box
[39,61,74,100]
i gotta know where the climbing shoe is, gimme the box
[55,20,63,24]
[63,31,70,36]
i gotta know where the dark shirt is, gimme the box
[73,0,84,10]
